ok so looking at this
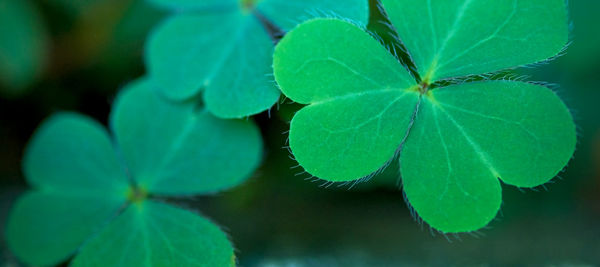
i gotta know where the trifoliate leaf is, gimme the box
[72,201,235,267]
[6,192,126,267]
[145,0,369,118]
[380,0,568,81]
[7,112,130,266]
[110,78,263,195]
[23,113,130,195]
[146,10,279,118]
[273,14,575,233]
[7,78,263,265]
[0,0,48,95]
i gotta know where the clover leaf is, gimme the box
[0,0,48,96]
[273,0,576,233]
[145,0,368,118]
[6,79,262,266]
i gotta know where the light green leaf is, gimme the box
[146,0,238,11]
[256,0,369,31]
[401,81,575,232]
[274,19,418,181]
[23,112,130,195]
[422,81,576,187]
[146,11,279,118]
[274,18,415,104]
[110,78,263,195]
[6,191,126,267]
[72,201,235,267]
[381,0,568,81]
[289,91,418,182]
[274,15,575,232]
[0,0,48,95]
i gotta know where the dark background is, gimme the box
[1,0,599,265]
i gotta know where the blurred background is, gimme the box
[1,0,599,265]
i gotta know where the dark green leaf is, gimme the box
[110,78,263,195]
[23,113,130,194]
[72,201,235,267]
[146,11,279,118]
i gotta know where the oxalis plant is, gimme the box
[273,0,577,233]
[3,0,579,265]
[6,79,262,266]
[145,0,368,118]
[5,0,376,265]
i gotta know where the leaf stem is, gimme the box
[367,0,422,83]
[253,10,285,44]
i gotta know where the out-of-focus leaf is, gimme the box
[6,192,125,266]
[146,11,279,118]
[110,78,263,195]
[22,113,130,194]
[0,0,49,96]
[72,201,236,267]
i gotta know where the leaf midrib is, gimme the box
[436,103,501,178]
[203,15,257,86]
[143,115,199,189]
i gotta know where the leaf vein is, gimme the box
[437,0,519,70]
[439,106,500,178]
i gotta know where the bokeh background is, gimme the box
[1,0,599,265]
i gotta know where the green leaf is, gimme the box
[0,0,48,95]
[274,19,415,104]
[273,15,575,232]
[381,0,568,81]
[146,0,238,11]
[7,112,130,266]
[146,10,279,118]
[7,78,259,265]
[23,112,130,195]
[256,0,369,31]
[72,201,235,267]
[274,19,418,181]
[400,81,575,232]
[6,192,126,267]
[110,78,263,195]
[145,0,370,118]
